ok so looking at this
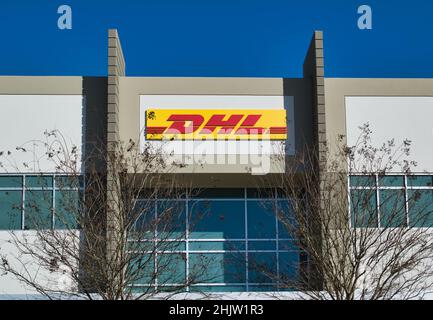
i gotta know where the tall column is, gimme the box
[106,29,125,297]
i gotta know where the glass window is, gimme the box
[247,201,276,239]
[191,188,244,199]
[55,190,79,229]
[277,200,296,239]
[157,200,186,239]
[247,188,284,199]
[379,176,404,187]
[351,189,378,228]
[248,252,277,284]
[408,190,433,228]
[0,176,22,188]
[190,200,245,239]
[279,251,300,282]
[157,253,186,285]
[379,190,407,228]
[55,176,83,189]
[189,253,246,284]
[248,241,276,251]
[350,175,376,188]
[132,200,156,238]
[24,190,52,230]
[189,241,244,251]
[129,254,155,286]
[0,191,22,230]
[407,176,433,187]
[189,285,246,292]
[26,176,53,188]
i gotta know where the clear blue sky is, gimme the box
[0,0,432,78]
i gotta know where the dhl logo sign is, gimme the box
[145,109,287,140]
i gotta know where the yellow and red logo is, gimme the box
[145,109,287,140]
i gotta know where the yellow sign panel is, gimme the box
[146,109,287,140]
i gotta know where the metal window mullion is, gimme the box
[244,188,249,292]
[376,174,380,227]
[22,175,26,230]
[52,175,56,229]
[154,201,158,290]
[275,194,279,290]
[185,195,190,292]
[404,175,409,227]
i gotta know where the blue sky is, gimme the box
[0,0,432,78]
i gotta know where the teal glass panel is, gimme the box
[247,188,285,199]
[408,190,433,227]
[129,285,155,294]
[407,176,433,187]
[0,176,22,188]
[55,176,83,189]
[157,253,186,285]
[189,241,245,251]
[247,201,276,239]
[189,200,245,239]
[277,200,296,239]
[189,285,246,292]
[189,253,246,284]
[279,251,300,281]
[155,241,186,252]
[132,201,156,238]
[278,240,299,251]
[191,188,244,199]
[248,241,276,251]
[350,189,378,228]
[0,191,22,230]
[129,254,155,285]
[379,176,404,187]
[379,190,407,228]
[24,190,52,230]
[350,176,376,188]
[248,285,279,292]
[157,200,186,239]
[248,252,277,283]
[26,176,53,188]
[54,190,79,229]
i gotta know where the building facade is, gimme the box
[0,30,432,297]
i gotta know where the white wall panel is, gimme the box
[346,97,433,173]
[0,95,84,173]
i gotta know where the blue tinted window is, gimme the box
[0,176,22,188]
[379,176,404,187]
[408,190,433,227]
[190,200,245,239]
[407,176,433,187]
[0,191,22,230]
[248,252,277,283]
[351,190,378,228]
[189,253,246,284]
[350,176,376,187]
[55,190,79,229]
[379,190,407,228]
[279,251,300,282]
[157,200,186,239]
[247,201,276,239]
[24,190,52,230]
[26,176,53,188]
[55,176,83,189]
[189,241,244,251]
[130,254,155,286]
[277,200,296,239]
[157,253,186,285]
